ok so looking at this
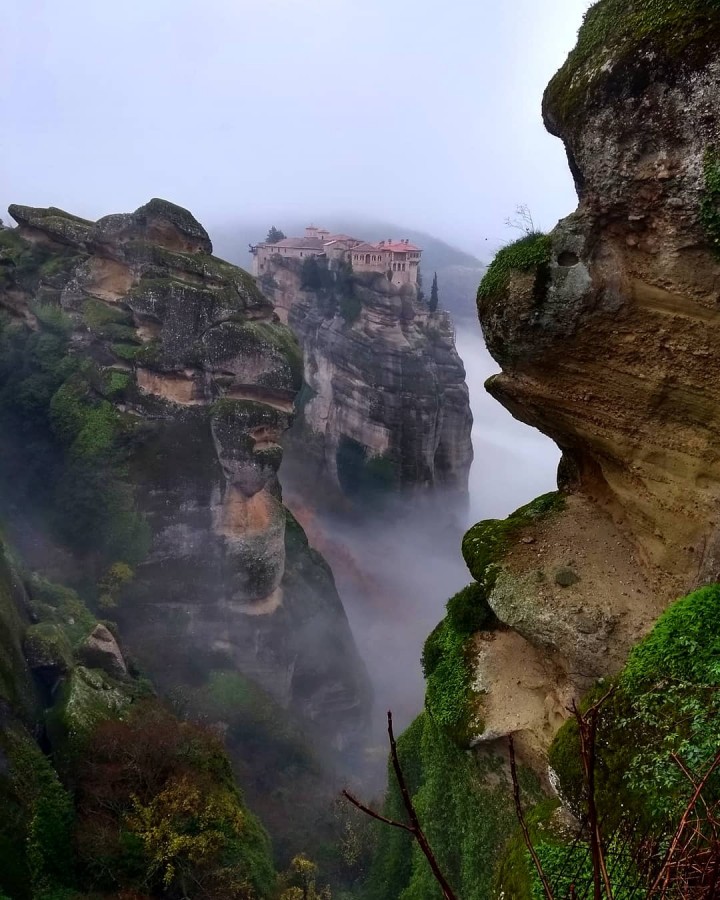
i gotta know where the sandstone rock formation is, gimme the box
[258,256,473,508]
[0,199,369,750]
[472,1,720,748]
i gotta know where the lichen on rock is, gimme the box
[0,197,369,760]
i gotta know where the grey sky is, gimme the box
[2,0,589,259]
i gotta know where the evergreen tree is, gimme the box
[429,272,439,312]
[417,268,425,303]
[265,226,286,244]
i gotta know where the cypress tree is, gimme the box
[429,272,439,312]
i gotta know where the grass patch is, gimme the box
[477,232,551,308]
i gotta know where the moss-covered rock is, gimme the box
[421,583,495,743]
[8,204,93,247]
[462,492,565,590]
[543,0,720,134]
[47,666,134,759]
[477,232,551,309]
[23,623,73,676]
[550,583,720,842]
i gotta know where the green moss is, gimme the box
[700,146,720,257]
[421,583,494,742]
[544,0,720,130]
[101,368,132,399]
[82,298,138,344]
[477,233,551,306]
[30,304,73,337]
[462,492,565,590]
[110,341,142,361]
[0,542,36,717]
[366,713,542,900]
[23,624,73,673]
[0,729,75,899]
[26,576,97,648]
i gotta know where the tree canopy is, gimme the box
[265,227,286,244]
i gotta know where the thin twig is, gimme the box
[341,711,458,900]
[572,687,616,900]
[386,711,458,900]
[341,790,414,833]
[647,747,720,897]
[508,734,555,900]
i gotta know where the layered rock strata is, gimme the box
[259,256,473,507]
[472,1,720,749]
[0,199,369,748]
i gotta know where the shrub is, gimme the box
[477,233,551,305]
[74,701,275,898]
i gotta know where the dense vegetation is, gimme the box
[421,583,493,742]
[365,713,541,900]
[0,304,148,571]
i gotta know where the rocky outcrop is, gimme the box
[259,256,473,507]
[0,199,369,750]
[365,7,720,895]
[471,1,720,747]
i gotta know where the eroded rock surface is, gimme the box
[259,257,473,507]
[0,199,369,750]
[470,5,720,751]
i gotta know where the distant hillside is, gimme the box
[209,218,485,323]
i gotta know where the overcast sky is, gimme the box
[2,0,589,259]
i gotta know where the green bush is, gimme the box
[477,233,551,305]
[445,582,493,636]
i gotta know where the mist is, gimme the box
[1,0,589,261]
[284,320,560,755]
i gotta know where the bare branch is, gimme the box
[505,203,537,236]
[648,747,720,896]
[341,711,458,900]
[387,711,458,900]
[572,691,615,900]
[508,735,555,900]
[340,790,414,833]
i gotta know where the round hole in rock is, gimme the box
[557,250,580,267]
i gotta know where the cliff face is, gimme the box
[367,6,720,896]
[0,200,368,750]
[259,256,473,507]
[474,1,720,712]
